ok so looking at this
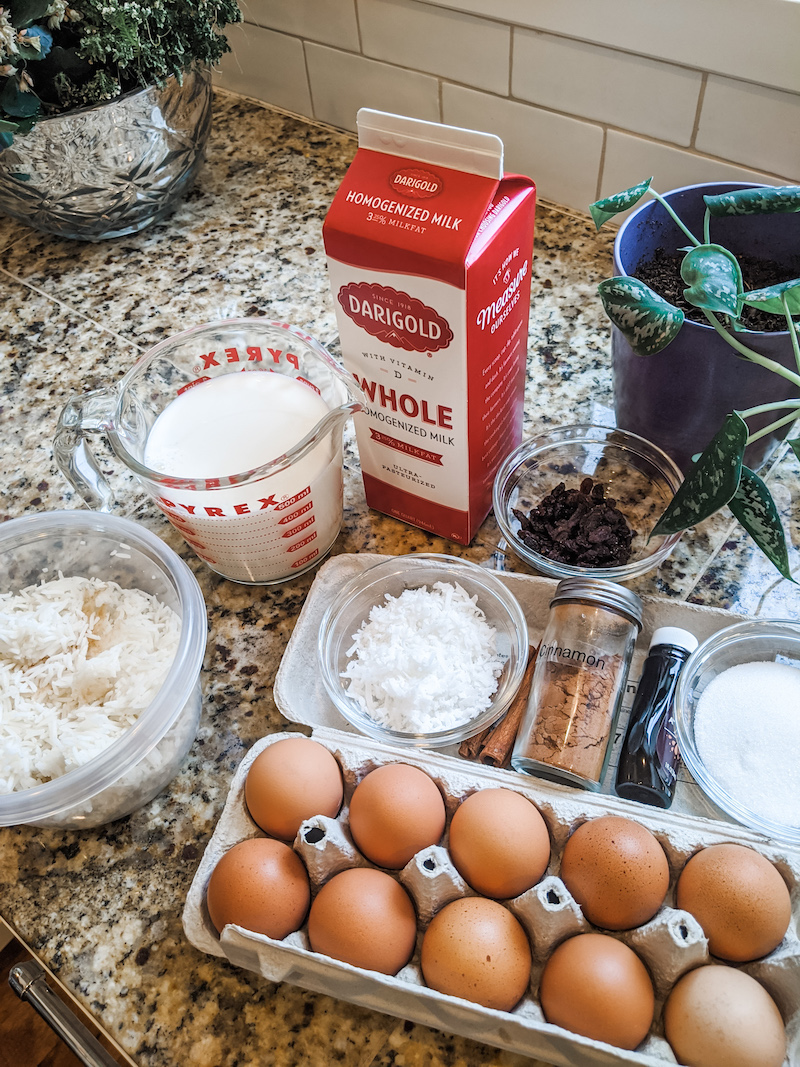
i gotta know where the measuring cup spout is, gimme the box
[54,391,118,512]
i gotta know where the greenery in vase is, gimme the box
[590,179,800,581]
[0,0,242,146]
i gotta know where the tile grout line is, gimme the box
[0,266,147,353]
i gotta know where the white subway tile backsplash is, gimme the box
[216,3,799,223]
[442,84,603,211]
[512,30,701,147]
[601,131,787,212]
[428,0,800,95]
[305,43,440,131]
[696,76,800,181]
[214,24,313,116]
[238,0,360,49]
[358,0,510,95]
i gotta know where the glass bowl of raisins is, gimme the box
[492,424,684,582]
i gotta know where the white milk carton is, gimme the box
[323,109,536,544]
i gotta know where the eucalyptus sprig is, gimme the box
[590,179,800,580]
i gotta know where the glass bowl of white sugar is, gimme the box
[674,619,800,844]
[318,553,529,748]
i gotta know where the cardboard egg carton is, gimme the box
[184,725,800,1067]
[183,556,800,1067]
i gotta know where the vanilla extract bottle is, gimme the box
[615,627,698,809]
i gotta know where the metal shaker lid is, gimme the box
[551,577,643,630]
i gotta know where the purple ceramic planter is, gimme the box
[611,182,800,474]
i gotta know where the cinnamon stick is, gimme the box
[458,723,492,760]
[458,645,538,767]
[480,645,538,768]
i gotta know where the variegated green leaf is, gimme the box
[589,178,652,230]
[789,438,800,465]
[651,413,747,535]
[681,244,742,317]
[729,466,795,581]
[0,78,40,119]
[598,277,684,355]
[742,278,800,317]
[704,186,800,217]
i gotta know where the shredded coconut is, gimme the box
[694,659,800,828]
[341,581,504,733]
[0,575,181,793]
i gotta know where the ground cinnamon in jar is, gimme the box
[511,579,642,791]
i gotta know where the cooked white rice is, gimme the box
[0,575,181,793]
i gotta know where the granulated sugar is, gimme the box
[341,581,504,733]
[694,659,800,827]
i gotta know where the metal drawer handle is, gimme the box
[9,959,120,1067]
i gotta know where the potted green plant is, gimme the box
[0,0,242,239]
[591,178,800,580]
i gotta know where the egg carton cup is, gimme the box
[184,556,800,1067]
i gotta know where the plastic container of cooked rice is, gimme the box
[0,510,207,828]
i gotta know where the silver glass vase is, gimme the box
[0,68,212,241]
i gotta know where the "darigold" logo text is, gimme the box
[338,281,453,354]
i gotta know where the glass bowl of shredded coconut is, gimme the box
[319,554,529,747]
[0,510,207,828]
[674,619,800,844]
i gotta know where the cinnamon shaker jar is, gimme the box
[511,578,642,791]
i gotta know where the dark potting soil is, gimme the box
[636,248,798,332]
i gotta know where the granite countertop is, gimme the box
[0,91,798,1067]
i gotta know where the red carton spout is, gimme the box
[324,109,536,545]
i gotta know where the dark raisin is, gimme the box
[513,478,635,567]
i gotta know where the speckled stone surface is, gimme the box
[0,91,798,1067]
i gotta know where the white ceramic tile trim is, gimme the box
[302,43,443,132]
[600,130,793,207]
[511,28,704,148]
[357,0,511,97]
[696,75,800,180]
[215,22,313,117]
[442,83,604,210]
[235,0,361,50]
[216,20,798,212]
[418,0,800,95]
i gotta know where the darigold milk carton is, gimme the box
[323,109,536,544]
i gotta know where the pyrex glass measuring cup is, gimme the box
[55,319,364,585]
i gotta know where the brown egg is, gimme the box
[245,737,343,841]
[539,933,654,1049]
[664,965,786,1067]
[560,815,669,930]
[206,837,310,939]
[676,843,792,962]
[421,897,532,1011]
[307,867,417,975]
[448,788,550,899]
[348,763,446,869]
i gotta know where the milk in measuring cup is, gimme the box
[144,372,342,584]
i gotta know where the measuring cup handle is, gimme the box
[54,390,117,512]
